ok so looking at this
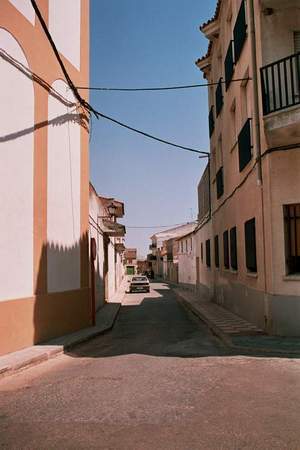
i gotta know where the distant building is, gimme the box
[124,248,138,275]
[149,223,197,280]
[195,0,300,335]
[89,183,126,312]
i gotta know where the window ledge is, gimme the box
[247,272,258,278]
[283,274,300,281]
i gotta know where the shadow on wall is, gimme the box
[0,48,89,143]
[34,233,91,345]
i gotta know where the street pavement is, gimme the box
[1,282,300,449]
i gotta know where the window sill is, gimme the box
[283,274,300,281]
[247,272,258,278]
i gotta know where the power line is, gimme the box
[124,222,192,229]
[76,78,251,92]
[31,0,209,157]
[94,111,209,156]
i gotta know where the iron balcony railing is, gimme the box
[260,52,300,115]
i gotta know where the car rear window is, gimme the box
[132,277,147,281]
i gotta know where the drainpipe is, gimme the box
[249,0,262,185]
[249,0,269,329]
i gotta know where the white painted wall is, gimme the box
[8,0,35,25]
[47,80,81,292]
[49,0,81,70]
[178,236,196,286]
[0,29,34,301]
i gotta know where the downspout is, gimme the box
[249,0,269,329]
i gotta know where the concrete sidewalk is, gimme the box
[0,281,127,379]
[174,286,300,357]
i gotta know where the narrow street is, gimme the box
[1,282,300,450]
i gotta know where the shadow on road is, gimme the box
[65,283,231,359]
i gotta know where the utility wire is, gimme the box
[31,0,209,157]
[76,78,251,92]
[124,222,194,229]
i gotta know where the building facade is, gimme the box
[89,183,126,314]
[0,0,90,355]
[196,0,300,335]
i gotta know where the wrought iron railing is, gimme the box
[260,52,300,115]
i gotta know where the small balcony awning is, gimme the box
[102,219,126,237]
[115,243,126,253]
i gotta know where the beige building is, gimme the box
[195,0,300,335]
[89,183,126,317]
[0,0,90,355]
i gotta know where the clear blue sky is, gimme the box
[89,0,216,258]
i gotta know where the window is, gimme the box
[181,241,183,253]
[185,240,188,252]
[284,204,300,274]
[201,242,203,262]
[238,118,252,171]
[223,230,229,269]
[190,238,193,251]
[209,106,215,137]
[230,226,238,270]
[225,41,234,89]
[244,218,257,272]
[233,0,247,63]
[215,78,224,116]
[216,167,224,199]
[214,235,219,268]
[206,239,211,267]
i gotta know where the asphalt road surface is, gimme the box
[1,282,300,449]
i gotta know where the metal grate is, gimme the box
[260,52,300,115]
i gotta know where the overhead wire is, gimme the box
[31,0,209,157]
[76,78,251,92]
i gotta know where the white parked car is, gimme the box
[129,276,150,293]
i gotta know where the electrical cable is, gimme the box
[76,78,251,92]
[124,222,196,229]
[30,0,210,157]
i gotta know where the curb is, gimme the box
[175,291,300,357]
[0,303,121,380]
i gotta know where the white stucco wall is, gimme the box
[0,29,34,301]
[178,236,196,286]
[49,0,81,70]
[8,0,35,25]
[47,80,81,292]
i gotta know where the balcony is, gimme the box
[260,52,300,146]
[149,243,157,250]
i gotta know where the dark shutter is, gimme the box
[209,106,215,137]
[214,235,219,268]
[233,1,247,63]
[215,78,224,117]
[230,226,238,270]
[223,230,229,269]
[244,218,257,272]
[216,166,224,199]
[201,242,203,262]
[206,239,211,268]
[225,41,234,90]
[238,118,252,171]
